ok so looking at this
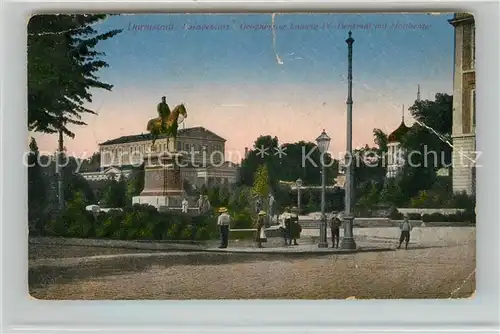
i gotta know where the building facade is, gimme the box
[449,13,476,194]
[80,127,239,187]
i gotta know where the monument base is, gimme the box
[133,151,186,211]
[132,195,183,211]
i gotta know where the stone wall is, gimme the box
[452,135,476,194]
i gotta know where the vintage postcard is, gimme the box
[28,13,475,299]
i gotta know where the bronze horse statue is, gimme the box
[146,103,187,150]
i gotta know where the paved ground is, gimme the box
[29,227,476,300]
[30,243,475,300]
[29,244,161,260]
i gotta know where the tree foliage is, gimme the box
[372,128,388,153]
[252,165,270,199]
[399,93,453,199]
[28,14,122,137]
[80,152,101,172]
[28,138,47,233]
[127,164,145,200]
[238,135,338,190]
[101,175,128,208]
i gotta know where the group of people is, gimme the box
[215,205,414,250]
[181,195,211,214]
[196,195,211,215]
[327,211,413,249]
[278,207,302,246]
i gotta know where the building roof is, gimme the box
[387,120,410,143]
[99,127,226,146]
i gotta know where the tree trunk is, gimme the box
[57,129,65,213]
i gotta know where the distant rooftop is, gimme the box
[99,127,226,146]
[387,120,410,143]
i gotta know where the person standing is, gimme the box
[289,207,301,246]
[267,194,275,226]
[398,213,412,249]
[330,212,342,249]
[181,197,189,213]
[279,207,292,246]
[217,207,231,249]
[255,210,268,248]
[204,195,212,215]
[196,195,204,215]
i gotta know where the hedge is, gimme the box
[388,208,475,224]
[388,209,420,220]
[421,211,476,224]
[44,203,219,241]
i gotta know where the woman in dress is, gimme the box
[255,210,268,248]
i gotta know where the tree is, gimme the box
[28,138,47,234]
[238,135,280,187]
[101,175,128,208]
[398,93,453,199]
[28,15,121,211]
[373,128,388,154]
[279,141,337,186]
[127,163,145,200]
[80,152,101,172]
[252,165,270,201]
[65,172,96,204]
[238,136,339,189]
[410,93,452,135]
[28,14,122,135]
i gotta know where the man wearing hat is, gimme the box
[330,212,342,249]
[255,210,268,248]
[217,207,231,249]
[398,213,412,249]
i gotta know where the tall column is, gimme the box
[319,165,328,248]
[341,30,357,250]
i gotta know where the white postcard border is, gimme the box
[1,1,498,333]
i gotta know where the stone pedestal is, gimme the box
[132,151,185,210]
[340,215,357,250]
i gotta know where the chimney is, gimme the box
[244,147,249,158]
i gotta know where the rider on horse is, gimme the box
[157,96,171,132]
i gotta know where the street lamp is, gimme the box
[316,129,330,248]
[341,30,357,250]
[295,178,302,213]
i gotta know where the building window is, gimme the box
[471,89,476,131]
[471,24,475,70]
[177,141,182,151]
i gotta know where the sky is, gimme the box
[32,13,455,162]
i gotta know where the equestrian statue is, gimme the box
[146,96,187,150]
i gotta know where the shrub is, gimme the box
[388,207,403,220]
[422,211,475,224]
[422,213,444,222]
[45,201,219,241]
[230,209,254,229]
[408,213,422,220]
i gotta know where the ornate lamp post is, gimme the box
[341,30,357,250]
[295,178,303,213]
[316,129,331,248]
